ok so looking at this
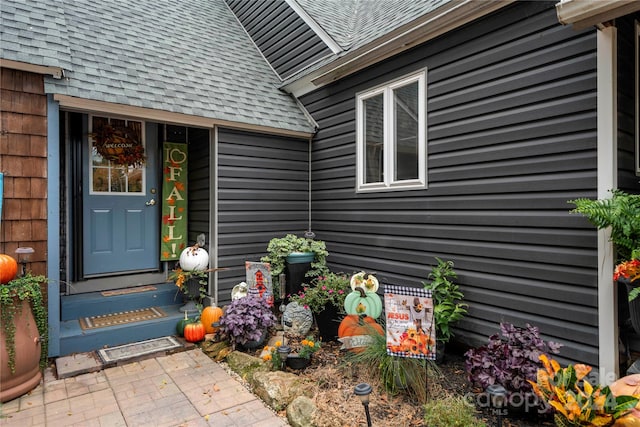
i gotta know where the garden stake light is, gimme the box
[277,345,291,370]
[486,384,508,427]
[354,383,373,427]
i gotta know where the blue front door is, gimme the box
[82,117,159,277]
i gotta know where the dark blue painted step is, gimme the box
[59,303,190,356]
[61,283,182,321]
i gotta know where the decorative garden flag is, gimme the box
[161,142,188,260]
[384,284,436,360]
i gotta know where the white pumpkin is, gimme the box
[350,272,379,293]
[179,245,209,271]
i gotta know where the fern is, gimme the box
[569,190,640,261]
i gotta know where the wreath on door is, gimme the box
[90,122,145,167]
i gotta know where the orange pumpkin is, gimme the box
[201,305,223,334]
[0,254,18,284]
[337,314,384,353]
[184,321,206,343]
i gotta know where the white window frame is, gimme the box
[356,68,427,192]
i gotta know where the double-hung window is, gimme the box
[356,69,427,192]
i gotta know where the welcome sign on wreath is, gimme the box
[90,117,145,167]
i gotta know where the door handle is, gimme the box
[145,198,156,206]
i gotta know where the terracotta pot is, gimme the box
[0,299,42,403]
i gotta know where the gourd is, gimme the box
[337,315,384,353]
[344,287,383,319]
[183,321,206,342]
[350,272,379,293]
[176,311,191,336]
[179,234,209,272]
[0,254,18,284]
[201,305,223,334]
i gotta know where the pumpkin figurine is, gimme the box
[184,321,206,343]
[350,271,379,293]
[179,233,209,272]
[344,287,382,319]
[0,254,18,284]
[338,314,384,353]
[201,305,223,334]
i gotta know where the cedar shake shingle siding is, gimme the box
[0,68,48,276]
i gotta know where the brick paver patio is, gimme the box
[0,349,289,426]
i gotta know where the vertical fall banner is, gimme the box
[161,142,188,260]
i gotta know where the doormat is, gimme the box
[98,336,182,364]
[79,307,167,330]
[101,285,157,297]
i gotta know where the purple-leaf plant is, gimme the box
[219,296,276,346]
[465,322,561,398]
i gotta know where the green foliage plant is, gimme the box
[569,189,640,262]
[289,272,349,314]
[345,319,432,403]
[0,273,48,373]
[422,258,468,344]
[261,234,329,294]
[423,394,487,427]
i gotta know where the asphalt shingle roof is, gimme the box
[1,0,315,134]
[296,0,451,51]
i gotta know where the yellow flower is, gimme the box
[275,341,282,347]
[263,354,272,361]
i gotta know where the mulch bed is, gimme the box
[239,336,555,426]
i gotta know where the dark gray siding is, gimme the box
[217,128,310,303]
[225,0,333,80]
[186,127,211,247]
[300,1,598,365]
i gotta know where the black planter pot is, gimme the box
[314,305,341,342]
[239,329,268,350]
[624,278,640,335]
[286,354,311,370]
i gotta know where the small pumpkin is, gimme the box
[344,287,383,319]
[337,314,384,353]
[201,305,223,334]
[184,321,206,342]
[176,311,192,337]
[179,234,209,272]
[0,254,18,284]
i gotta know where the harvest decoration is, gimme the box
[179,234,209,272]
[528,354,638,426]
[201,305,223,334]
[183,321,206,343]
[0,254,18,284]
[337,314,384,353]
[89,121,145,167]
[344,287,382,319]
[350,271,379,292]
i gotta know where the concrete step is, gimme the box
[59,303,196,356]
[61,283,180,321]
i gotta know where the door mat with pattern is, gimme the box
[98,336,183,363]
[101,285,157,297]
[79,307,167,330]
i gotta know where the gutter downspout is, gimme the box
[597,25,618,383]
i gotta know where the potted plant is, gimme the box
[421,258,468,356]
[465,322,561,413]
[570,191,640,333]
[260,233,329,298]
[219,295,277,349]
[289,272,350,341]
[1,270,48,403]
[569,190,640,263]
[529,354,638,426]
[286,336,321,370]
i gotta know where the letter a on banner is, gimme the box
[161,142,188,260]
[384,284,436,360]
